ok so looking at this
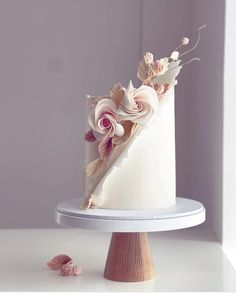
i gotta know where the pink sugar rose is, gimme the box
[89,98,124,159]
[118,81,159,126]
[89,98,124,139]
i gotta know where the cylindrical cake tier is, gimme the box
[85,88,176,209]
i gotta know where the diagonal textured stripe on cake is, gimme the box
[85,87,176,209]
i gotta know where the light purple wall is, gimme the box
[0,0,141,227]
[0,0,225,230]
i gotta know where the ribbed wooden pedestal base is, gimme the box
[104,232,155,282]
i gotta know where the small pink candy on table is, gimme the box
[61,260,82,276]
[47,254,72,271]
[72,264,82,276]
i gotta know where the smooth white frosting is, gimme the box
[85,87,176,209]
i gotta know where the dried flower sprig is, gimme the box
[174,37,189,51]
[180,24,207,58]
[137,24,206,98]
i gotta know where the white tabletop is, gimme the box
[56,197,205,232]
[1,229,236,292]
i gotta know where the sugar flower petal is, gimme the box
[118,82,159,126]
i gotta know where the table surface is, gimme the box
[56,197,205,232]
[0,228,236,292]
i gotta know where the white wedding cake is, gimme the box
[81,31,202,210]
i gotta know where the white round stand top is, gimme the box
[56,197,205,232]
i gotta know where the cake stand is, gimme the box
[56,197,205,282]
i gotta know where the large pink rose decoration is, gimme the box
[118,81,159,126]
[88,98,124,159]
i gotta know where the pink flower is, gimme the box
[118,81,159,126]
[154,83,170,99]
[89,98,124,159]
[153,57,169,76]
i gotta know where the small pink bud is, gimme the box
[182,37,189,45]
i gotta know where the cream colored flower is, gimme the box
[118,81,159,126]
[170,51,179,61]
[143,52,154,64]
[137,52,155,82]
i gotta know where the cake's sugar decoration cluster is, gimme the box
[47,254,82,277]
[85,82,158,168]
[83,25,206,209]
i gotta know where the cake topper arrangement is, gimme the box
[83,25,206,210]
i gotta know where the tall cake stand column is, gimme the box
[104,232,155,282]
[56,197,205,282]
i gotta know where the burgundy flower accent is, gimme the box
[84,130,97,142]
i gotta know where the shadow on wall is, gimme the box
[189,0,225,241]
